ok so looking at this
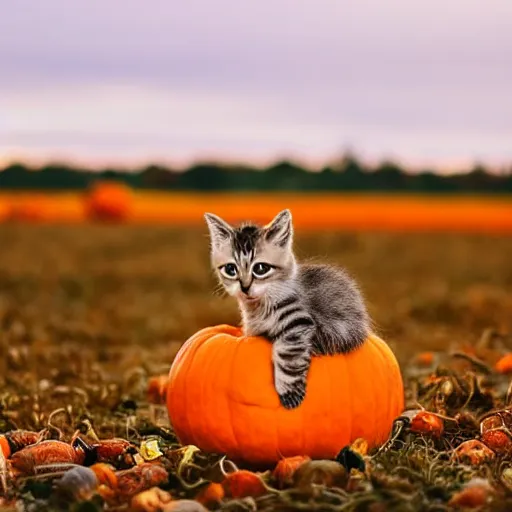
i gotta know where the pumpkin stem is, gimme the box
[17,463,84,483]
[46,408,69,440]
[175,473,210,491]
[371,419,407,459]
[218,456,239,477]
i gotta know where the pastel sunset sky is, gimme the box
[1,0,511,170]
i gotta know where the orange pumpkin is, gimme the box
[84,181,133,222]
[166,325,404,465]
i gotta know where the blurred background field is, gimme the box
[1,188,512,232]
[1,225,510,364]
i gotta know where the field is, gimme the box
[1,224,512,510]
[1,190,512,233]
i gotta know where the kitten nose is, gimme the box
[240,282,251,294]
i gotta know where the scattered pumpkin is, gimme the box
[116,463,169,498]
[481,429,512,456]
[415,352,435,366]
[167,325,404,465]
[495,354,512,374]
[480,411,512,434]
[409,411,444,438]
[452,440,495,466]
[195,482,225,506]
[221,470,268,498]
[10,440,84,475]
[84,181,133,222]
[0,431,40,458]
[148,375,169,404]
[272,456,311,489]
[90,463,118,489]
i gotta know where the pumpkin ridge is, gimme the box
[178,327,228,445]
[179,329,213,447]
[172,325,223,369]
[343,347,354,451]
[367,335,389,444]
[327,358,336,457]
[370,334,403,443]
[373,335,404,434]
[374,335,396,435]
[204,331,241,455]
[227,333,245,460]
[197,334,222,453]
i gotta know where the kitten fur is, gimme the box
[204,209,370,409]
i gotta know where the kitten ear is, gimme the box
[264,209,293,247]
[204,212,233,247]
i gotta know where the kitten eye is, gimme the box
[221,263,238,278]
[252,262,273,277]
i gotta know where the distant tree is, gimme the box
[177,163,230,190]
[139,165,178,189]
[328,154,368,190]
[371,160,407,190]
[1,157,511,193]
[0,163,31,189]
[265,161,309,190]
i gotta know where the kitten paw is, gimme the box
[279,385,306,409]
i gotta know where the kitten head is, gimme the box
[204,209,296,305]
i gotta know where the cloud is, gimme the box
[1,0,511,166]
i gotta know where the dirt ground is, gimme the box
[1,225,512,510]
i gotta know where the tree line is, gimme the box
[1,156,512,193]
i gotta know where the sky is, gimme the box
[1,0,511,170]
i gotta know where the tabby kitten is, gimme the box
[204,209,370,409]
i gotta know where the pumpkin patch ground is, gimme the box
[1,226,512,511]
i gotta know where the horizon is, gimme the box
[2,0,512,169]
[0,151,508,175]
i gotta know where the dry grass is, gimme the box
[1,226,512,510]
[0,225,510,361]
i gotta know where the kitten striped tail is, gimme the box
[271,295,315,409]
